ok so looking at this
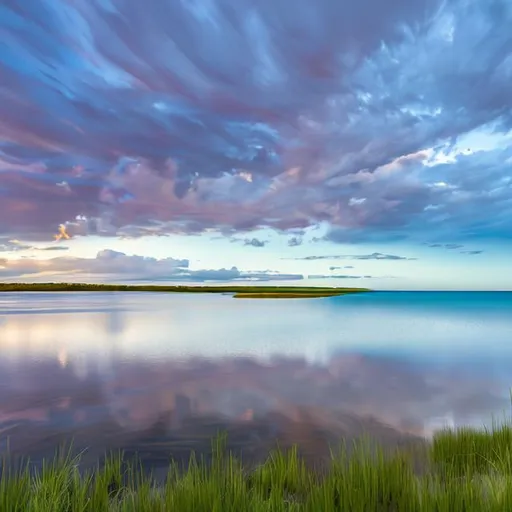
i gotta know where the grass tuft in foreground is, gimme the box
[3,425,512,510]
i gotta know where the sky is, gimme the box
[0,0,511,290]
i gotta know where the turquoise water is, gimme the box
[0,290,511,449]
[1,291,510,360]
[323,291,512,359]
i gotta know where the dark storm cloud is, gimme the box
[1,0,512,243]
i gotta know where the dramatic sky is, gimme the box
[1,0,511,290]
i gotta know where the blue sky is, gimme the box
[0,0,511,290]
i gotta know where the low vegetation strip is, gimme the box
[0,283,372,298]
[2,426,512,511]
[233,292,347,298]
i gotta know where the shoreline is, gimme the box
[1,425,511,510]
[0,282,372,299]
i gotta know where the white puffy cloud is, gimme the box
[0,250,303,283]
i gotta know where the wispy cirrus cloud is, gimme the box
[460,250,484,255]
[0,238,69,252]
[423,242,485,255]
[426,243,465,249]
[0,0,510,246]
[287,252,416,261]
[308,274,374,279]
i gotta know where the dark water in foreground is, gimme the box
[0,291,511,475]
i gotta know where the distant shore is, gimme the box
[0,282,372,299]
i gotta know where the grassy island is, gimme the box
[0,283,372,299]
[2,426,512,511]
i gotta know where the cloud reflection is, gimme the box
[1,290,511,475]
[0,352,509,475]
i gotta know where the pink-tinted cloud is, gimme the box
[0,0,511,244]
[0,249,303,282]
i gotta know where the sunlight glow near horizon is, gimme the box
[1,0,511,290]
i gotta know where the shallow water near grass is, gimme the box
[1,290,511,476]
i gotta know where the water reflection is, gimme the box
[0,353,509,473]
[1,353,508,432]
[0,291,511,475]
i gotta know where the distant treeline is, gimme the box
[0,282,371,298]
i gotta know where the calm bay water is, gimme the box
[1,291,511,472]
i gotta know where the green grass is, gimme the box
[232,292,353,299]
[0,282,371,299]
[3,425,512,511]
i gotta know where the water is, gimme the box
[1,291,511,473]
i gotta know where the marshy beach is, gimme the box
[3,424,512,511]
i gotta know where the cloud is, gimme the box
[229,236,269,247]
[287,236,303,247]
[0,0,511,245]
[329,265,354,270]
[0,250,303,282]
[288,252,416,261]
[353,252,417,261]
[39,246,71,251]
[0,238,69,252]
[243,237,268,248]
[308,274,373,279]
[425,243,464,249]
[424,242,484,254]
[0,240,32,252]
